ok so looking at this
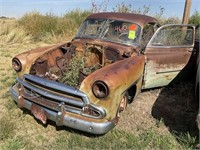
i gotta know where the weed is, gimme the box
[59,56,84,86]
[91,0,110,13]
[155,118,165,128]
[0,5,199,150]
[176,132,197,149]
[18,11,57,40]
[50,129,181,149]
[1,138,27,150]
[0,116,15,140]
[63,9,91,27]
[157,16,181,25]
[18,10,91,41]
[189,10,200,26]
[0,20,32,44]
[5,97,17,111]
[139,128,179,149]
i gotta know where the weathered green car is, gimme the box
[10,12,198,134]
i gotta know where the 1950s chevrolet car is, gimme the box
[10,12,198,134]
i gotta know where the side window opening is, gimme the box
[150,25,194,47]
[141,23,157,50]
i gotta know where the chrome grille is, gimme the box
[17,74,90,114]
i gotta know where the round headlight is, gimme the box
[92,81,109,99]
[12,58,22,72]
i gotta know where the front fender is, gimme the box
[80,55,145,119]
[13,43,66,77]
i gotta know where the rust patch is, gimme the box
[87,12,157,27]
[31,103,47,124]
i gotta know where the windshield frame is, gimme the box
[76,18,142,46]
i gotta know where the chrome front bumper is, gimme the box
[10,77,115,134]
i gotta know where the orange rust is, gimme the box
[87,12,157,26]
[13,43,67,77]
[10,13,198,134]
[80,55,145,118]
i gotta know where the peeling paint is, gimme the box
[10,13,197,134]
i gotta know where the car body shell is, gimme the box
[10,12,198,134]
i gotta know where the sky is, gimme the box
[0,0,200,18]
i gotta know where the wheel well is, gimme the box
[127,85,136,103]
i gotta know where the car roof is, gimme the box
[86,12,157,27]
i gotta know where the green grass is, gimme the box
[45,129,182,150]
[176,132,197,149]
[1,129,142,150]
[0,138,27,150]
[0,44,197,150]
[0,117,15,141]
[0,10,199,150]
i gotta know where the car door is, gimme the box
[142,24,195,89]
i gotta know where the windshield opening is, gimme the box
[76,18,141,45]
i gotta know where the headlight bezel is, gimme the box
[81,104,106,119]
[12,58,22,72]
[92,80,109,99]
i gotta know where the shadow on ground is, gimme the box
[151,80,199,141]
[151,45,199,144]
[22,109,100,137]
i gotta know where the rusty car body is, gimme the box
[10,12,198,134]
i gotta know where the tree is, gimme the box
[189,11,200,26]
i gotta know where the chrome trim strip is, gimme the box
[17,78,84,107]
[14,75,107,119]
[81,103,106,118]
[10,86,115,134]
[24,74,90,104]
[156,69,181,74]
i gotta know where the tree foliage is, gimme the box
[189,11,200,26]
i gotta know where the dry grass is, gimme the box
[18,10,91,42]
[0,18,198,149]
[0,43,51,150]
[0,19,32,45]
[117,82,198,137]
[1,45,198,149]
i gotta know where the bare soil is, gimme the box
[0,43,199,149]
[117,81,199,138]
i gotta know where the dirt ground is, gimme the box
[117,80,199,139]
[0,43,199,149]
